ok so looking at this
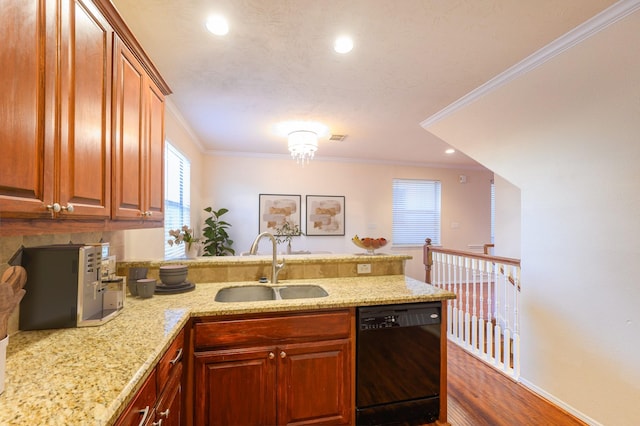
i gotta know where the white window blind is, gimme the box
[164,143,191,259]
[392,179,441,246]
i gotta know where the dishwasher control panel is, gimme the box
[360,315,399,330]
[357,302,441,330]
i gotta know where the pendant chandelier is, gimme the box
[288,130,318,164]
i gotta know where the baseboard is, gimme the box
[518,378,602,426]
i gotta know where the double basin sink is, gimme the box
[215,284,328,303]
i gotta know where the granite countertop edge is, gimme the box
[0,275,454,425]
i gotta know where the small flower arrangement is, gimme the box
[274,221,302,245]
[168,225,200,249]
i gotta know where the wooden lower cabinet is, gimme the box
[116,329,185,426]
[192,310,354,426]
[155,364,183,425]
[194,346,277,425]
[115,369,157,426]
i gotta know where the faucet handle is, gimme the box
[276,258,286,270]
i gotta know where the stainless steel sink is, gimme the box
[215,284,328,302]
[214,285,276,302]
[277,285,328,299]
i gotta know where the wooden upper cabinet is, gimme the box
[112,37,165,221]
[58,0,112,218]
[0,0,54,218]
[0,0,169,234]
[145,80,165,221]
[0,0,112,220]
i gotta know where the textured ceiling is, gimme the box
[110,0,616,168]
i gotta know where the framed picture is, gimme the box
[306,195,345,236]
[259,194,302,234]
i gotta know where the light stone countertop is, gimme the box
[0,275,454,426]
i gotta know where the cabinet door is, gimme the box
[58,0,112,218]
[112,37,145,220]
[278,339,352,426]
[144,79,165,221]
[194,346,277,426]
[0,0,55,217]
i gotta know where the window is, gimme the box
[392,179,441,246]
[164,143,191,259]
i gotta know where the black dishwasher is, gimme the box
[356,302,441,425]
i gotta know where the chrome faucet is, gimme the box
[249,232,285,284]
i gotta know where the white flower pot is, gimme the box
[184,243,199,259]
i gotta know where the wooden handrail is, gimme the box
[424,238,520,284]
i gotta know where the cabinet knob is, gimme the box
[46,203,61,213]
[280,351,287,359]
[61,203,74,213]
[268,352,275,360]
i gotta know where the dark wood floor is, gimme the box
[446,341,587,426]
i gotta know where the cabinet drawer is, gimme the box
[115,369,157,426]
[156,329,184,392]
[194,309,352,349]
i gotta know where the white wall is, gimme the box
[195,155,492,281]
[426,9,640,425]
[493,174,521,259]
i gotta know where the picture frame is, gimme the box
[259,194,302,235]
[306,195,345,236]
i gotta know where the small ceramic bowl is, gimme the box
[136,278,156,298]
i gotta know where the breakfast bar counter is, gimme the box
[0,274,454,425]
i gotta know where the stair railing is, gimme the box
[424,238,521,379]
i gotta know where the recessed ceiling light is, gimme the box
[334,35,354,54]
[445,148,456,154]
[206,15,229,36]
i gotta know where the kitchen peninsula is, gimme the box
[0,254,455,425]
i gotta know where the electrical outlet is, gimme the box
[357,263,372,274]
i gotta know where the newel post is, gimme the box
[423,238,433,284]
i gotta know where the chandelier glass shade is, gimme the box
[288,130,318,164]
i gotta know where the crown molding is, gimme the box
[420,0,640,129]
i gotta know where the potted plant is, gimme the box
[275,220,302,254]
[167,225,200,258]
[202,207,235,256]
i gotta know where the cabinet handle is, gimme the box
[137,406,150,426]
[268,352,275,359]
[280,351,287,359]
[169,348,183,365]
[61,203,74,213]
[158,408,170,418]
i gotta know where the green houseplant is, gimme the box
[202,207,235,256]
